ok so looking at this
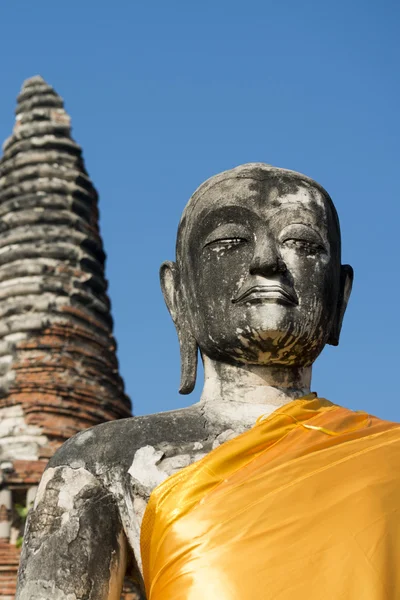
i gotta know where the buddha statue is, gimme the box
[16,164,400,600]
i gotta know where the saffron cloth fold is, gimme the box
[141,396,400,599]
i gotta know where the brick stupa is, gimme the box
[0,76,132,599]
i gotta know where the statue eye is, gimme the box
[204,237,248,251]
[279,224,327,256]
[281,238,325,255]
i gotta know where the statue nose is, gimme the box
[249,241,286,276]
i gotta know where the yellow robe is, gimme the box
[141,396,400,599]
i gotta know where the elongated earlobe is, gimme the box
[328,264,354,346]
[160,261,198,394]
[176,327,198,394]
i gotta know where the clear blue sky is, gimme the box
[0,1,399,419]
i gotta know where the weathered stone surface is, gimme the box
[17,405,239,599]
[0,76,132,598]
[16,163,354,599]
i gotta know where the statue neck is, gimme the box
[198,355,312,429]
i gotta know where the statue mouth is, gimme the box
[232,284,298,306]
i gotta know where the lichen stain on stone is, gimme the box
[17,579,80,600]
[33,467,57,510]
[57,467,98,512]
[73,429,94,446]
[128,446,167,491]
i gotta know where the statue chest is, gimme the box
[122,428,240,572]
[128,427,241,498]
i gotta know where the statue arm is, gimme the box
[16,464,128,600]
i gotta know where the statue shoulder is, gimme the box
[48,404,209,476]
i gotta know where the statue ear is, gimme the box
[160,261,198,394]
[327,264,354,346]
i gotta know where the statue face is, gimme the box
[180,175,342,367]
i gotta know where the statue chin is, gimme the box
[200,331,327,369]
[196,307,329,368]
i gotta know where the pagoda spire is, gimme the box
[0,75,131,480]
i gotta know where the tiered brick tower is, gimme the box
[0,76,132,598]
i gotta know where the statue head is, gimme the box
[161,163,353,394]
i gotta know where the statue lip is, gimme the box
[232,284,298,306]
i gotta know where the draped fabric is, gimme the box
[141,396,400,599]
